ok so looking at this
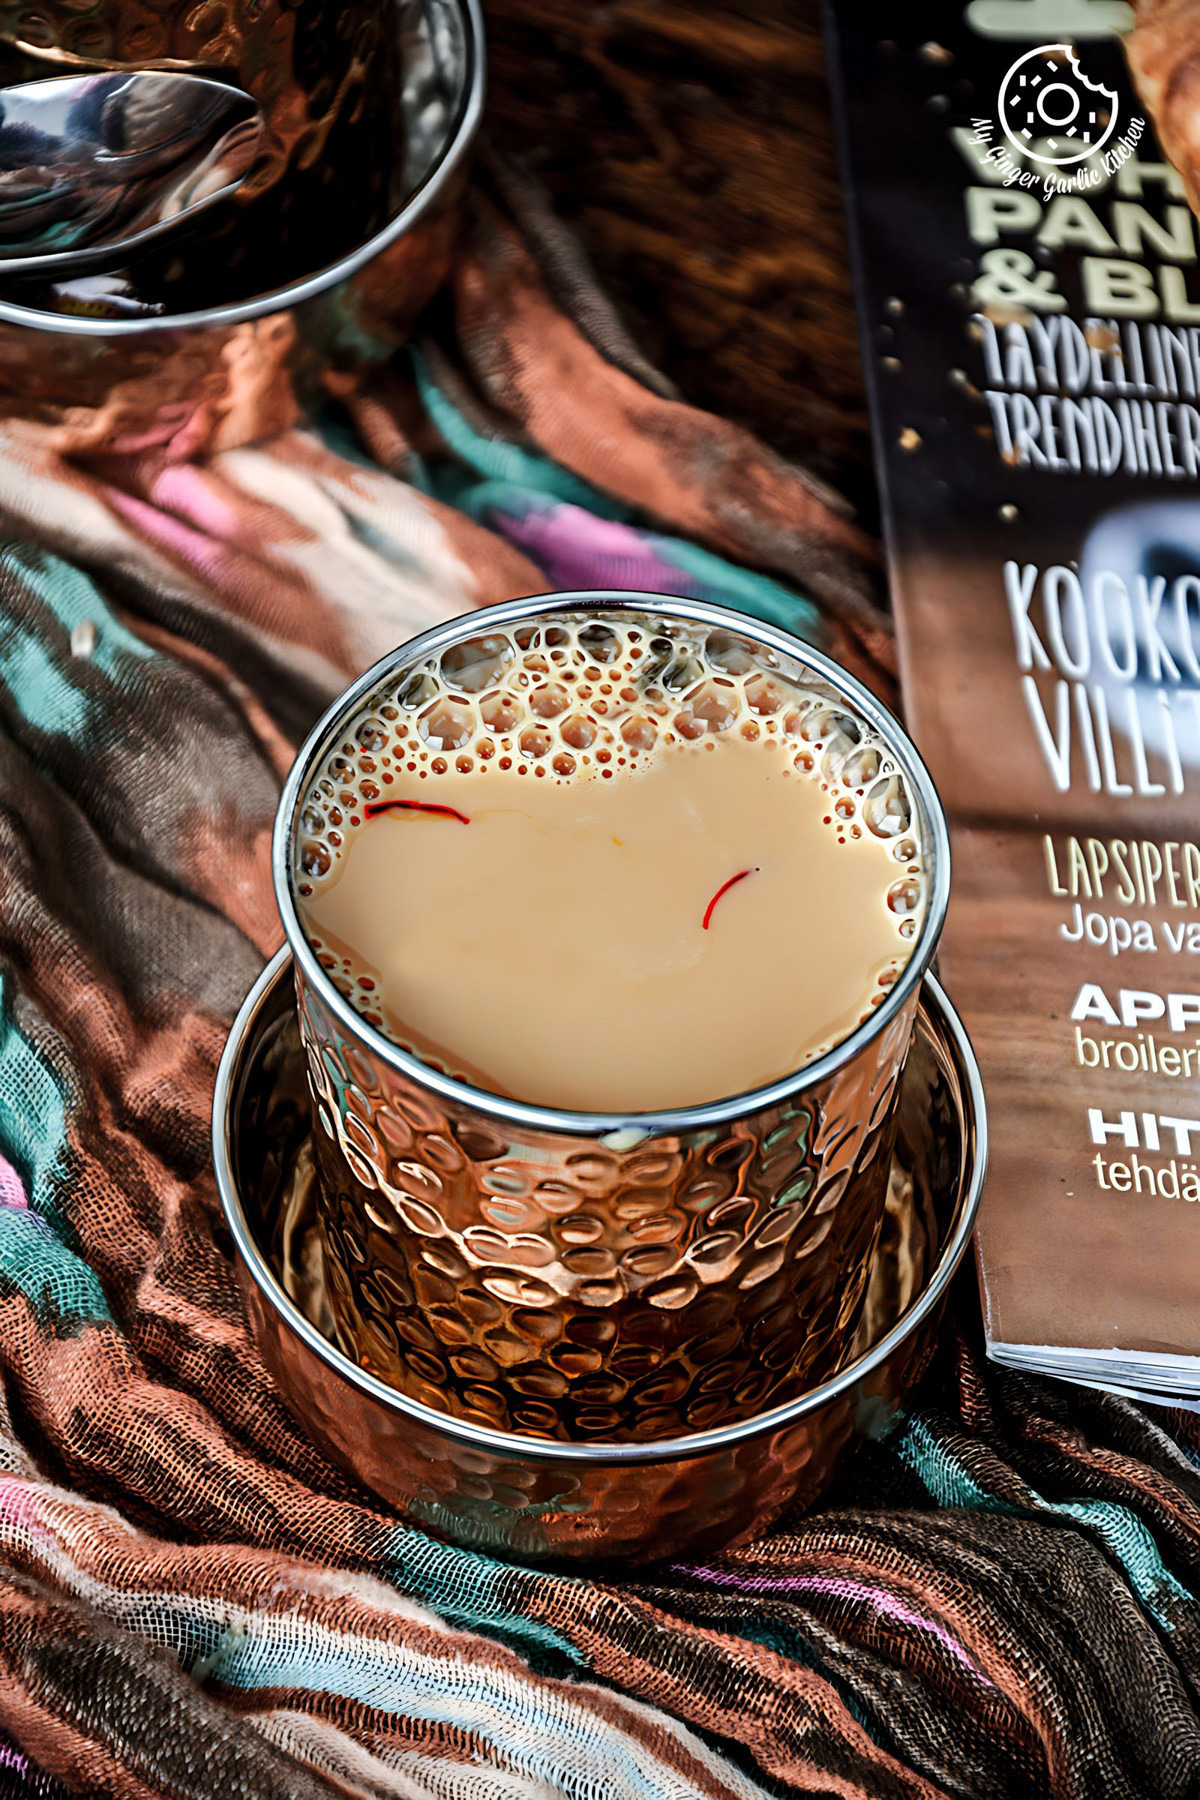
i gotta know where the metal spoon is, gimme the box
[0,71,263,276]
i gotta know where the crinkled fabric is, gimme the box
[0,181,1198,1800]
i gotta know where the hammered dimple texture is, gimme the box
[298,966,919,1442]
[246,1252,878,1560]
[220,951,975,1565]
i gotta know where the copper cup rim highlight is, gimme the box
[213,945,986,1465]
[0,0,485,337]
[273,590,953,1135]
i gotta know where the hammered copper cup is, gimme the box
[273,593,952,1444]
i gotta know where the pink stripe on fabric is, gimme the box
[680,1565,992,1682]
[0,1153,27,1208]
[105,489,228,576]
[0,1476,41,1531]
[146,465,242,539]
[499,504,683,595]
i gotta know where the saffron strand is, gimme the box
[702,867,758,931]
[365,799,471,825]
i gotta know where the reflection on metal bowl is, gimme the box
[0,0,483,454]
[213,946,986,1567]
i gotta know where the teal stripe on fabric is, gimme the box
[0,626,91,739]
[0,1210,111,1328]
[0,975,108,1322]
[894,1416,1004,1513]
[443,475,822,641]
[0,973,71,1228]
[0,542,153,739]
[411,352,624,514]
[648,531,822,638]
[437,473,556,519]
[1054,1499,1192,1620]
[212,1628,710,1800]
[1,540,158,666]
[895,1414,1191,1631]
[397,369,826,644]
[384,1532,582,1668]
[434,468,625,526]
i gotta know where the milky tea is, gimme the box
[295,617,928,1110]
[283,603,939,1439]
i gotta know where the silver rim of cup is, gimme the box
[213,946,987,1462]
[0,0,486,337]
[272,590,954,1136]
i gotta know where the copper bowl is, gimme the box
[0,0,483,454]
[0,0,402,274]
[213,947,986,1567]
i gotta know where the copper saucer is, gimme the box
[213,948,986,1566]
